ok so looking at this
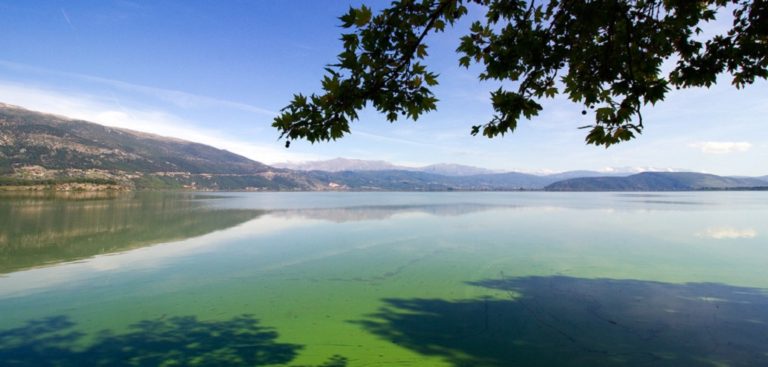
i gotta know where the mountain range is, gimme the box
[275,158,500,176]
[1,103,766,192]
[546,172,768,191]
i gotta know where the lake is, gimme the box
[1,191,767,366]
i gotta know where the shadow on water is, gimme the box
[0,314,346,367]
[358,276,768,367]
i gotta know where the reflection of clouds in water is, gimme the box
[260,204,619,223]
[698,227,757,239]
[271,204,519,223]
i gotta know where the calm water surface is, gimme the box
[1,192,767,366]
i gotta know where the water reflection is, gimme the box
[0,314,347,367]
[2,192,768,365]
[697,227,758,239]
[272,203,517,222]
[0,193,264,274]
[359,276,768,366]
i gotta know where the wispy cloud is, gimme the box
[689,141,752,154]
[60,8,75,30]
[0,82,319,164]
[355,130,437,148]
[0,59,277,116]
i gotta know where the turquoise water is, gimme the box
[1,192,767,366]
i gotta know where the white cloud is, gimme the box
[689,141,752,154]
[0,59,278,116]
[698,227,757,239]
[355,130,438,148]
[0,81,320,164]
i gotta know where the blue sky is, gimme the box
[0,0,766,175]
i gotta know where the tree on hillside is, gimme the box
[273,0,767,147]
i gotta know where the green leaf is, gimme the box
[433,19,446,32]
[416,44,428,58]
[355,6,372,27]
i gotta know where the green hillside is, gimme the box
[545,172,768,191]
[0,104,319,190]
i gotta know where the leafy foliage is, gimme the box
[274,0,767,147]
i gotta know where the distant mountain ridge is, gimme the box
[419,163,500,176]
[545,172,768,191]
[275,158,500,176]
[2,103,766,192]
[305,170,554,190]
[275,158,682,179]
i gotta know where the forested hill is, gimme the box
[0,104,319,190]
[0,104,271,174]
[545,172,768,191]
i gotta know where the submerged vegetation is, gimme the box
[2,192,768,365]
[359,276,768,366]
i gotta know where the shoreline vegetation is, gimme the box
[2,177,767,193]
[2,165,768,193]
[3,165,768,193]
[0,176,127,192]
